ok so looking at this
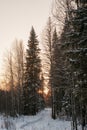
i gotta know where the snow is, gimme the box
[0,108,71,130]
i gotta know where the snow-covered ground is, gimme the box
[0,108,72,130]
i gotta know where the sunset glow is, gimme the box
[44,87,49,95]
[38,87,49,95]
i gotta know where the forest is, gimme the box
[0,0,87,130]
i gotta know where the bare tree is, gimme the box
[13,39,24,115]
[3,39,25,116]
[4,50,15,116]
[42,17,56,119]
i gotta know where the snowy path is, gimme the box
[20,115,43,129]
[20,109,49,129]
[19,108,71,130]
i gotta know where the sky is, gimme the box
[0,0,52,72]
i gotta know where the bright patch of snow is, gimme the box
[0,108,71,130]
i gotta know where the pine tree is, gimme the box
[23,27,41,115]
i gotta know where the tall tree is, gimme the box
[52,28,67,119]
[3,40,25,116]
[23,27,41,115]
[51,28,58,119]
[42,17,55,118]
[4,51,15,116]
[13,40,24,115]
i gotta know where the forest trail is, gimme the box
[19,108,71,130]
[20,108,51,129]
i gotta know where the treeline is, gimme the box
[0,27,45,116]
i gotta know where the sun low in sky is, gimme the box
[0,0,52,72]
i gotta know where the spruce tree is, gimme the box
[23,27,41,115]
